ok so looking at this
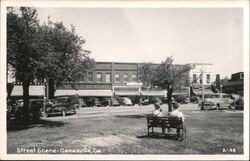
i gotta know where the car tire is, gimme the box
[61,110,66,117]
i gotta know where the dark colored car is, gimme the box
[12,99,44,120]
[86,98,101,107]
[44,96,79,117]
[174,95,190,104]
[148,96,163,105]
[190,96,201,103]
[235,97,244,110]
[100,98,120,107]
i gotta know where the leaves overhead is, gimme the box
[7,7,95,84]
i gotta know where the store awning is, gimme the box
[141,90,166,96]
[115,91,139,96]
[192,90,215,96]
[173,88,189,95]
[55,89,113,97]
[11,85,45,96]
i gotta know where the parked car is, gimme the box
[12,99,45,120]
[199,97,233,110]
[86,98,101,107]
[117,97,133,106]
[78,98,86,108]
[129,96,149,106]
[100,98,120,107]
[148,96,163,105]
[44,96,79,117]
[190,96,201,103]
[235,97,244,110]
[174,95,190,104]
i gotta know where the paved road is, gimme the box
[44,103,198,120]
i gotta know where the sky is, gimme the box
[36,8,243,78]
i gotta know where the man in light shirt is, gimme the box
[152,103,163,117]
[169,104,185,140]
[169,105,185,122]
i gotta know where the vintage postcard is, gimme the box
[0,0,249,160]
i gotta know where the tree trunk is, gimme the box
[167,86,173,112]
[22,81,30,124]
[48,78,55,99]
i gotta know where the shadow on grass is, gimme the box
[115,114,149,118]
[137,133,181,141]
[7,119,67,132]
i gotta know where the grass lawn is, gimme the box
[7,104,244,154]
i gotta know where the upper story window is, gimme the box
[193,74,197,83]
[87,72,93,82]
[115,74,120,83]
[132,73,137,82]
[96,73,102,82]
[206,74,210,84]
[105,73,111,83]
[240,73,244,79]
[199,74,203,84]
[124,73,128,82]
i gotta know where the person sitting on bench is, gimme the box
[168,104,185,139]
[152,103,163,117]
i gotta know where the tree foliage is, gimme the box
[139,56,192,111]
[138,62,155,89]
[7,7,95,123]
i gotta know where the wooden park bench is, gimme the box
[147,116,186,141]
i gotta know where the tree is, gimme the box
[7,7,94,123]
[139,57,192,112]
[138,62,155,89]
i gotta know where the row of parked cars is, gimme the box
[7,95,179,120]
[7,96,79,120]
[78,96,173,108]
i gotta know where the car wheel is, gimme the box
[61,110,66,117]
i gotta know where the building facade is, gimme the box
[222,72,244,96]
[9,61,215,99]
[189,63,215,96]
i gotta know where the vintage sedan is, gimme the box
[199,97,233,110]
[44,96,79,117]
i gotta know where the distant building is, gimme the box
[189,63,215,97]
[222,72,244,96]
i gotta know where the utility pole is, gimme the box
[201,69,205,110]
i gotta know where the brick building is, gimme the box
[9,61,214,99]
